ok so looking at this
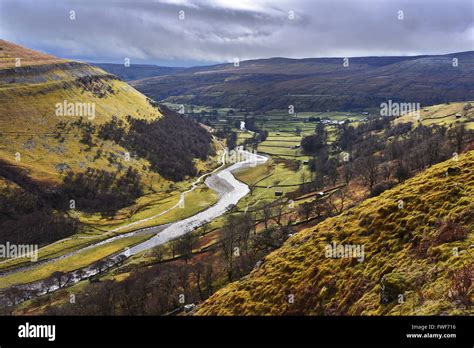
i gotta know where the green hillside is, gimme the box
[0,40,217,258]
[197,150,474,315]
[0,40,164,185]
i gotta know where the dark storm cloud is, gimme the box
[0,0,472,66]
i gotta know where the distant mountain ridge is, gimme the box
[125,51,474,112]
[92,63,185,82]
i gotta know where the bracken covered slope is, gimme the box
[197,151,474,315]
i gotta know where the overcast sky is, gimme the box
[0,0,472,66]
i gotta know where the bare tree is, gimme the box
[220,223,239,282]
[356,156,379,192]
[50,271,73,289]
[252,227,287,253]
[76,269,86,281]
[381,163,392,181]
[152,244,166,263]
[169,238,180,259]
[342,162,354,186]
[313,199,333,219]
[2,286,26,308]
[395,160,410,183]
[299,200,315,221]
[193,263,205,301]
[451,124,466,153]
[175,263,191,299]
[94,260,109,274]
[176,233,197,263]
[193,262,214,301]
[261,204,274,230]
[329,188,346,214]
[233,213,253,256]
[272,198,288,227]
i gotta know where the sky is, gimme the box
[0,0,473,67]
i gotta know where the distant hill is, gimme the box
[93,63,185,82]
[131,52,474,111]
[196,150,474,315]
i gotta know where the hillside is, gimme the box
[395,101,474,130]
[196,150,474,315]
[0,41,161,184]
[0,40,215,247]
[132,51,474,112]
[0,40,64,68]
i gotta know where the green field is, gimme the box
[163,104,365,163]
[0,233,153,289]
[395,101,474,130]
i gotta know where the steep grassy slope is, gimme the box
[197,151,474,315]
[0,42,164,185]
[0,40,216,187]
[0,40,216,248]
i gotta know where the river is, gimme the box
[0,149,267,303]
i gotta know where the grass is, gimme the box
[257,145,303,157]
[230,156,311,213]
[0,40,64,69]
[256,162,310,187]
[112,186,219,231]
[0,233,108,271]
[0,174,220,274]
[0,54,225,280]
[236,132,254,145]
[395,101,474,130]
[163,103,366,137]
[0,179,219,277]
[196,150,474,316]
[260,138,301,145]
[234,160,274,185]
[0,71,163,186]
[0,233,153,289]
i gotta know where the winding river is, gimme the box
[126,149,266,256]
[0,149,267,303]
